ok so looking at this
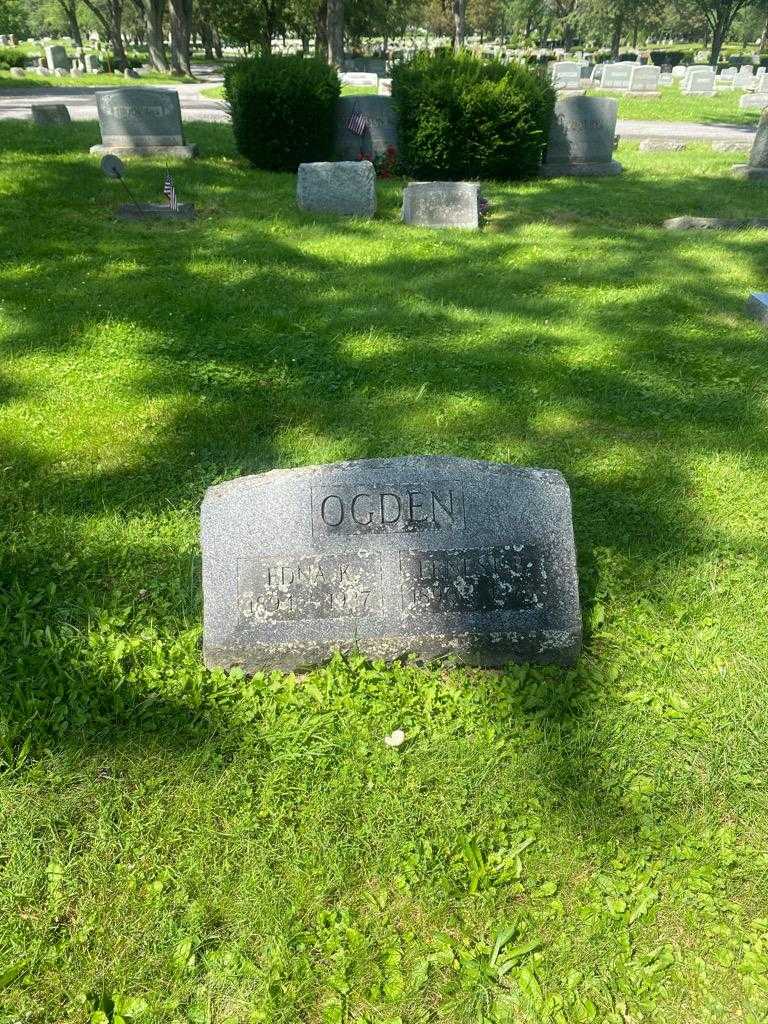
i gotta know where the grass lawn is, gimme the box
[589,83,761,126]
[2,120,768,1024]
[0,70,197,89]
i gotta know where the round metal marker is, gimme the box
[100,154,125,179]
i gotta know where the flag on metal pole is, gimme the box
[163,169,179,211]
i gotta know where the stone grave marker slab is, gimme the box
[335,95,398,161]
[551,61,582,89]
[601,63,632,90]
[732,109,768,179]
[44,44,68,70]
[90,88,197,158]
[684,69,715,96]
[401,181,480,229]
[628,66,660,95]
[201,457,582,671]
[746,291,768,323]
[540,96,622,177]
[31,103,71,126]
[297,160,376,217]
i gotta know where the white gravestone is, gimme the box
[628,66,661,96]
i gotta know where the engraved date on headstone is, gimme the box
[238,552,382,622]
[400,545,545,614]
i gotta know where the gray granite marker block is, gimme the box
[746,291,768,323]
[732,109,768,179]
[31,103,71,126]
[402,182,480,229]
[90,88,197,158]
[639,138,686,152]
[297,161,376,218]
[201,456,582,672]
[540,96,623,177]
[335,95,398,161]
[664,216,768,230]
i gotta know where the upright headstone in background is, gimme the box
[601,63,632,90]
[335,95,399,161]
[201,457,582,672]
[684,68,716,96]
[84,53,102,73]
[378,78,392,96]
[628,65,661,96]
[739,74,768,109]
[551,61,582,90]
[44,44,69,70]
[297,161,376,218]
[402,181,480,229]
[31,103,71,126]
[90,89,198,158]
[540,96,622,177]
[732,109,768,180]
[339,71,379,88]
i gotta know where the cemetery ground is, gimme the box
[2,119,768,1024]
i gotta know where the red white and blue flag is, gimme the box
[345,107,368,136]
[163,170,179,211]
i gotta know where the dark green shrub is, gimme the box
[0,47,26,69]
[392,51,555,182]
[225,55,340,172]
[649,50,685,66]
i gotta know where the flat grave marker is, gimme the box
[201,457,582,672]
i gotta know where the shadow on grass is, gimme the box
[1,120,768,833]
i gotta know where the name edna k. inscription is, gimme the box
[201,457,581,671]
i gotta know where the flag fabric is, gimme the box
[345,106,368,136]
[163,170,179,211]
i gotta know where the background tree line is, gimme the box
[3,0,768,72]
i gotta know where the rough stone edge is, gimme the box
[539,160,624,178]
[663,216,768,230]
[90,143,198,158]
[201,457,570,507]
[731,164,768,180]
[203,626,584,673]
[746,291,768,323]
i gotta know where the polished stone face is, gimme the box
[95,88,184,145]
[296,161,376,218]
[201,457,582,672]
[544,96,619,167]
[335,96,399,161]
[401,182,480,229]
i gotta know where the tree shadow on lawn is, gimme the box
[2,122,768,832]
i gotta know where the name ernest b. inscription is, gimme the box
[201,456,582,671]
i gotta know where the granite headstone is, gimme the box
[401,181,480,229]
[732,109,768,179]
[628,65,660,95]
[335,95,398,161]
[201,457,582,671]
[31,103,71,126]
[601,63,632,90]
[90,88,198,158]
[540,96,622,177]
[44,44,68,70]
[297,160,376,218]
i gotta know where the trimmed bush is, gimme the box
[225,55,340,172]
[0,47,26,70]
[649,50,686,67]
[391,51,555,182]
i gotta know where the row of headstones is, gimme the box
[339,71,392,96]
[552,61,662,94]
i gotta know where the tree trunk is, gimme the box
[139,0,168,72]
[709,16,728,66]
[760,14,768,51]
[261,26,272,54]
[212,28,222,58]
[326,0,343,66]
[169,0,193,75]
[452,0,465,51]
[58,0,83,47]
[301,30,310,54]
[82,0,127,66]
[200,20,213,59]
[315,1,328,61]
[610,12,623,60]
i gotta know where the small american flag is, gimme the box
[345,107,368,136]
[163,170,179,211]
